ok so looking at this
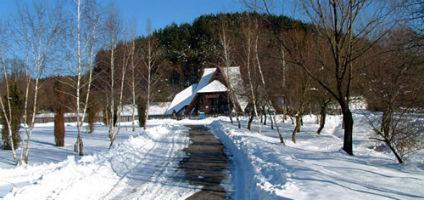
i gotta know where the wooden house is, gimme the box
[165,66,247,116]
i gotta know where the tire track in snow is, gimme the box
[108,125,197,200]
[131,130,177,198]
[103,135,159,198]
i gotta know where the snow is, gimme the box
[121,102,171,116]
[165,84,198,115]
[35,113,87,118]
[197,80,228,93]
[0,123,198,199]
[0,113,423,199]
[194,68,216,92]
[148,102,171,115]
[209,114,424,199]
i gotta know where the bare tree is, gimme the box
[255,0,393,155]
[72,0,100,156]
[139,21,165,129]
[251,19,284,143]
[129,22,138,132]
[361,28,423,163]
[141,20,154,130]
[218,17,241,129]
[15,1,65,164]
[241,15,261,132]
[104,6,128,148]
[300,0,396,155]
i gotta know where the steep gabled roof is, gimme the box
[195,68,216,91]
[165,84,198,114]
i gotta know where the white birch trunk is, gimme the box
[108,34,116,145]
[219,21,241,128]
[74,0,83,155]
[131,40,136,131]
[245,32,260,132]
[109,44,127,148]
[145,38,151,130]
[254,31,283,143]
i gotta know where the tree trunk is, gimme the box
[291,112,301,143]
[316,104,328,134]
[341,103,354,155]
[227,93,233,124]
[247,111,255,130]
[386,139,403,164]
[88,107,95,133]
[381,109,393,138]
[295,113,301,133]
[236,113,241,129]
[74,135,83,156]
[269,111,284,145]
[54,110,65,146]
[270,111,274,129]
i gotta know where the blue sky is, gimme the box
[0,0,303,36]
[0,0,244,36]
[114,0,245,35]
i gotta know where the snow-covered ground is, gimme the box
[0,113,423,199]
[210,113,424,199]
[0,122,198,199]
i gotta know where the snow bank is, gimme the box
[210,114,424,200]
[1,156,124,200]
[210,121,272,199]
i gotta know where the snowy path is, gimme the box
[180,125,230,199]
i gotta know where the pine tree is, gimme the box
[1,83,24,150]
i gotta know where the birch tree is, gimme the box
[139,21,164,129]
[251,18,284,143]
[142,20,154,129]
[104,6,128,148]
[129,23,138,132]
[72,0,100,155]
[219,17,241,129]
[15,1,65,165]
[241,15,261,132]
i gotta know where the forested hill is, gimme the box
[92,12,311,103]
[150,12,307,87]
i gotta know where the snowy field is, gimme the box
[0,122,199,199]
[210,113,424,199]
[0,113,423,199]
